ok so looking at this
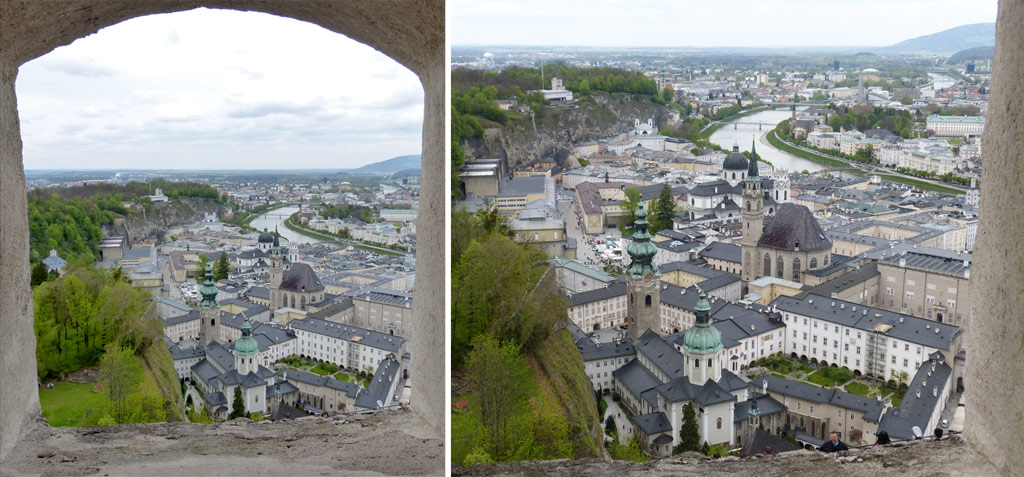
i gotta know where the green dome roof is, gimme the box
[199,263,219,309]
[682,292,722,355]
[233,315,259,356]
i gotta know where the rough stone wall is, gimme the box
[967,0,1024,474]
[0,0,444,460]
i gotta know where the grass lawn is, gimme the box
[806,367,853,388]
[310,362,339,376]
[334,372,351,382]
[875,174,964,194]
[891,395,903,407]
[39,381,110,427]
[845,382,870,397]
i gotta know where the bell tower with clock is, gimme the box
[626,203,662,341]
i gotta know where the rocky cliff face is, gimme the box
[462,92,674,169]
[112,198,228,242]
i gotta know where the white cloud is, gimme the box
[451,0,997,47]
[17,8,423,170]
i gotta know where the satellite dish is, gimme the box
[912,426,923,439]
[376,400,384,409]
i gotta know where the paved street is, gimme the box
[603,394,634,444]
[555,191,623,270]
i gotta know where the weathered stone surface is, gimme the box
[968,0,1024,475]
[1,409,443,476]
[0,0,444,461]
[454,437,997,477]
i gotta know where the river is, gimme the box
[248,205,324,245]
[928,73,956,90]
[708,108,828,174]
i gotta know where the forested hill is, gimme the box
[28,181,223,264]
[452,66,676,197]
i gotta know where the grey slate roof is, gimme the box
[758,375,886,423]
[877,355,953,440]
[740,427,802,457]
[632,412,673,435]
[289,317,405,353]
[280,263,325,293]
[882,250,971,276]
[203,391,227,407]
[654,377,700,404]
[613,358,661,403]
[695,379,737,407]
[355,353,401,410]
[280,369,360,398]
[566,281,627,307]
[772,293,961,350]
[758,203,832,251]
[659,284,729,315]
[804,262,880,298]
[634,330,685,380]
[734,393,787,423]
[698,241,742,264]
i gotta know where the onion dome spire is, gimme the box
[199,263,219,309]
[626,202,659,278]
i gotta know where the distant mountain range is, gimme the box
[345,154,421,174]
[880,23,995,55]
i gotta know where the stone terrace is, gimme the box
[0,409,443,476]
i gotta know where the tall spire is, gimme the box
[199,263,218,309]
[625,203,659,278]
[747,139,761,179]
[695,291,711,325]
[273,225,280,248]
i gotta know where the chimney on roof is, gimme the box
[933,386,938,397]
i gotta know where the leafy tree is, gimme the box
[662,87,674,104]
[650,184,677,233]
[195,254,210,279]
[606,415,617,436]
[214,253,230,281]
[701,441,711,456]
[229,386,247,420]
[676,402,701,453]
[466,336,534,461]
[100,344,142,424]
[900,96,913,105]
[452,233,548,366]
[31,261,50,287]
[618,188,643,235]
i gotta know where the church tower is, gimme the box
[270,226,283,310]
[741,140,765,292]
[681,292,723,385]
[198,263,220,347]
[627,203,661,341]
[233,315,259,376]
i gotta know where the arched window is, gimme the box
[793,257,801,280]
[708,358,713,367]
[824,255,829,265]
[732,172,736,180]
[810,257,818,269]
[764,254,771,277]
[211,319,216,327]
[645,295,652,307]
[777,255,784,278]
[691,198,695,206]
[746,202,750,211]
[695,359,700,368]
[630,293,634,304]
[716,417,723,429]
[300,295,306,310]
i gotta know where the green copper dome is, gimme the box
[682,292,722,355]
[199,263,219,309]
[626,203,660,278]
[233,315,259,356]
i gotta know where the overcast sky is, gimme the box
[17,8,423,170]
[451,0,997,48]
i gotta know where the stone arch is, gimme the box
[300,294,306,310]
[645,295,652,307]
[0,0,445,454]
